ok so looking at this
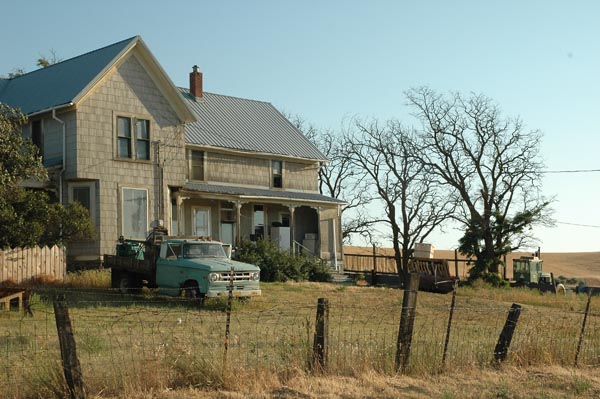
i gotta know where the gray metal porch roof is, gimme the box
[182,182,344,205]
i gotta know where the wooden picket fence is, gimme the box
[0,246,66,283]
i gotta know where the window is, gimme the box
[192,207,210,237]
[189,149,205,181]
[272,160,282,188]
[136,119,150,160]
[117,117,131,158]
[252,205,264,240]
[122,188,148,239]
[117,116,150,160]
[69,182,96,222]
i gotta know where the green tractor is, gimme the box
[512,256,566,294]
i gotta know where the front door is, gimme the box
[192,207,211,237]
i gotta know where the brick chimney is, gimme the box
[189,65,203,98]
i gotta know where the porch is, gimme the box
[169,183,345,268]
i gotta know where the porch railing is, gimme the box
[292,240,314,257]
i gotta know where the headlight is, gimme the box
[209,273,220,282]
[252,272,260,281]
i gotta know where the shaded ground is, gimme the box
[101,366,600,399]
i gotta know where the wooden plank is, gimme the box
[0,249,4,282]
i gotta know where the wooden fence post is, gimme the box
[371,244,378,286]
[312,297,329,373]
[454,249,459,280]
[574,290,592,367]
[442,281,458,369]
[494,303,522,363]
[53,295,86,399]
[395,272,419,373]
[223,265,235,367]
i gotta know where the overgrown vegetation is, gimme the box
[0,104,95,249]
[235,239,331,282]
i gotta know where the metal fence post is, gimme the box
[494,303,522,363]
[395,272,419,373]
[574,290,592,367]
[312,297,329,373]
[53,295,86,399]
[441,281,458,369]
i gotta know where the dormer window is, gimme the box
[272,160,282,188]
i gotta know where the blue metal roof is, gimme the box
[0,36,137,115]
[180,89,328,161]
[183,182,345,204]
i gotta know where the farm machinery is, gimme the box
[511,256,566,294]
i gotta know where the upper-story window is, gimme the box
[188,149,205,181]
[272,160,283,188]
[117,116,150,160]
[135,119,150,160]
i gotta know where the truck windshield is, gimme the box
[183,243,226,258]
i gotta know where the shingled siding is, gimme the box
[74,53,186,259]
[205,152,319,191]
[206,152,270,186]
[284,161,319,191]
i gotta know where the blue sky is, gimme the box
[3,1,599,252]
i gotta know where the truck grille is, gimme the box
[219,272,253,281]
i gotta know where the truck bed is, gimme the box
[104,255,155,275]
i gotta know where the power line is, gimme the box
[556,221,600,229]
[542,169,600,174]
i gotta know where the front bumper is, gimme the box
[205,288,262,298]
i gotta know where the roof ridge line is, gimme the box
[177,86,272,105]
[5,36,139,81]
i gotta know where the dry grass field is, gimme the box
[2,270,600,399]
[344,246,600,282]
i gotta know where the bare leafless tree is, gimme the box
[287,114,374,243]
[406,87,552,283]
[347,118,456,281]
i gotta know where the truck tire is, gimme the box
[182,281,203,303]
[111,269,121,289]
[118,273,142,294]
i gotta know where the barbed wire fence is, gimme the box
[1,281,599,399]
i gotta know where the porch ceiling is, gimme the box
[182,182,345,206]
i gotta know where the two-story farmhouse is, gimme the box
[0,36,344,269]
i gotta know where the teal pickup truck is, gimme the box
[104,230,261,300]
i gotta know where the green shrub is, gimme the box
[235,239,331,283]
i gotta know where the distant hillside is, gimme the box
[343,246,600,280]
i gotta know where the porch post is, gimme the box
[337,204,344,272]
[317,207,322,259]
[288,205,297,254]
[176,195,189,236]
[235,201,242,247]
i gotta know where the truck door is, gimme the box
[155,242,183,294]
